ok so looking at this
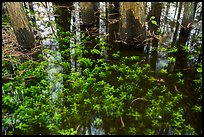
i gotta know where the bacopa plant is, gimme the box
[2,27,200,135]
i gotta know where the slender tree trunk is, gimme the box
[174,2,195,71]
[167,2,183,72]
[70,4,76,71]
[197,6,202,22]
[172,2,183,46]
[147,2,162,71]
[165,2,170,21]
[5,2,35,49]
[70,2,81,72]
[99,2,108,58]
[190,6,202,47]
[193,2,198,21]
[75,2,81,73]
[120,2,146,48]
[173,2,178,20]
[162,2,170,32]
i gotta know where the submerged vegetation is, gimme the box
[2,2,202,135]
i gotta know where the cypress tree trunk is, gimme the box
[5,2,35,49]
[120,2,146,48]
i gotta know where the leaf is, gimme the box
[95,37,99,42]
[150,16,156,20]
[112,53,120,58]
[168,46,178,53]
[130,56,140,61]
[91,49,101,55]
[182,45,188,52]
[99,72,106,78]
[79,58,93,67]
[160,47,167,51]
[160,68,167,74]
[168,57,176,63]
[197,67,202,73]
[151,20,158,26]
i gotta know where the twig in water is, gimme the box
[131,97,148,104]
[76,124,81,133]
[120,116,125,127]
[174,85,179,92]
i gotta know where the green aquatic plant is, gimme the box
[2,25,201,135]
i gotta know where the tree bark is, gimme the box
[120,2,146,47]
[5,2,35,49]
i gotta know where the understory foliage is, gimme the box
[2,27,202,135]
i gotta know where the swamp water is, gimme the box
[32,2,203,135]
